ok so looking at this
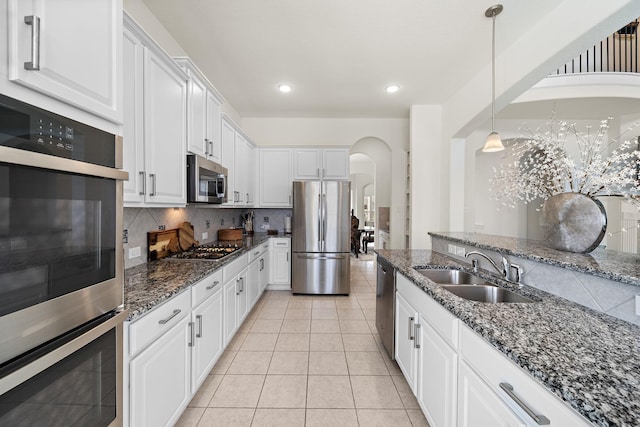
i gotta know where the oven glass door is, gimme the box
[0,163,116,318]
[0,312,125,427]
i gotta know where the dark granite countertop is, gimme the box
[124,234,280,321]
[376,248,640,427]
[430,232,640,288]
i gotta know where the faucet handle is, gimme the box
[509,263,523,283]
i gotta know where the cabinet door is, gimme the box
[6,0,121,122]
[245,142,255,205]
[259,254,269,292]
[122,26,145,204]
[458,361,526,427]
[247,259,261,310]
[322,148,350,179]
[293,148,321,179]
[130,316,191,427]
[143,49,187,205]
[221,119,236,206]
[417,316,458,427]
[259,148,293,207]
[192,288,224,394]
[205,91,222,162]
[234,133,247,206]
[186,70,207,157]
[223,278,238,347]
[271,248,291,285]
[395,292,417,392]
[236,269,249,323]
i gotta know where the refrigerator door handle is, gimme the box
[318,193,323,252]
[298,254,347,260]
[322,193,328,250]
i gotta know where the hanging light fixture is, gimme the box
[482,4,505,152]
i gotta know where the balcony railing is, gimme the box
[554,19,639,74]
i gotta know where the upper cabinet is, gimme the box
[293,147,350,180]
[221,115,255,207]
[1,0,122,125]
[174,57,224,163]
[259,148,293,208]
[122,14,188,207]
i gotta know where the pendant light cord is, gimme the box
[491,10,496,133]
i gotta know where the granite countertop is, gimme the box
[430,232,640,287]
[376,248,640,427]
[124,234,280,321]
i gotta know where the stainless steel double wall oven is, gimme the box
[0,94,128,426]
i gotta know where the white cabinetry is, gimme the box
[122,14,187,206]
[293,147,349,180]
[394,291,418,391]
[175,57,223,162]
[2,0,121,124]
[269,238,291,288]
[221,116,255,206]
[222,254,249,346]
[258,148,293,207]
[128,290,191,427]
[459,324,591,427]
[247,242,269,308]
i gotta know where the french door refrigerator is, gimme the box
[292,180,351,295]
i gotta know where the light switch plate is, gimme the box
[202,232,208,240]
[448,244,456,254]
[129,247,141,259]
[456,246,466,257]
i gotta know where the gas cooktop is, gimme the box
[172,242,242,260]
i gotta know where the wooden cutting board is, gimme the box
[218,228,243,241]
[147,228,179,261]
[179,221,198,250]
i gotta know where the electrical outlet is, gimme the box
[636,296,640,316]
[264,217,269,223]
[206,220,210,229]
[220,218,224,226]
[456,246,466,257]
[158,225,166,230]
[448,244,456,254]
[202,232,208,240]
[123,229,128,244]
[128,247,141,259]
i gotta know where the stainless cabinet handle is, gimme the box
[149,173,156,196]
[289,194,291,204]
[316,168,320,177]
[414,323,421,349]
[286,252,289,262]
[322,168,325,178]
[158,309,181,325]
[408,316,414,340]
[209,140,214,156]
[204,138,209,156]
[139,171,146,195]
[188,321,195,347]
[206,280,219,290]
[246,192,249,202]
[254,251,260,256]
[240,277,244,292]
[24,15,40,70]
[196,314,203,338]
[260,258,264,271]
[499,383,550,425]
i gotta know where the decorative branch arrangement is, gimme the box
[490,117,640,209]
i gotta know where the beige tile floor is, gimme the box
[176,253,431,427]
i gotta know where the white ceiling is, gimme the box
[140,0,566,118]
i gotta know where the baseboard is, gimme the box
[266,284,291,291]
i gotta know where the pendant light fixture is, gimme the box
[482,4,505,152]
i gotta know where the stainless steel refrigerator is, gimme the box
[292,180,351,295]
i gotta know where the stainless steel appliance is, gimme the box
[173,242,243,260]
[376,257,396,358]
[292,180,350,295]
[187,154,228,204]
[0,94,127,426]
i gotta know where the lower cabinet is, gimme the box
[394,272,592,427]
[191,287,224,394]
[129,315,191,427]
[269,238,291,287]
[457,361,526,427]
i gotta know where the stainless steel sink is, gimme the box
[440,285,535,303]
[415,269,489,285]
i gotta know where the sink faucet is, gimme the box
[465,250,508,279]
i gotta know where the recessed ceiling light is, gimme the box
[278,84,292,93]
[385,85,400,93]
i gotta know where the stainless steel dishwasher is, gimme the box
[376,257,396,359]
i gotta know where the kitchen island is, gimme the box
[376,241,640,426]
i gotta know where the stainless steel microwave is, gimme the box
[187,154,228,204]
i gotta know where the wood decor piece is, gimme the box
[218,228,243,241]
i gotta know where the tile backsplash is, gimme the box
[123,206,291,269]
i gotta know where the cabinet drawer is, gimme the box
[248,245,267,263]
[459,324,591,427]
[396,273,458,349]
[223,253,248,282]
[191,269,223,308]
[271,238,290,248]
[128,289,191,357]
